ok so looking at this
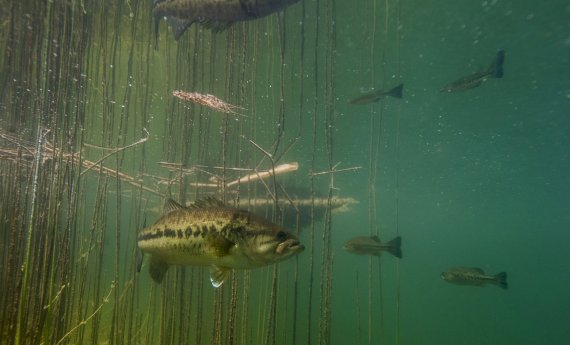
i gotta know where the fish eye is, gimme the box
[277,231,287,241]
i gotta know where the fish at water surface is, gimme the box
[441,267,508,290]
[137,197,304,287]
[343,235,402,258]
[153,0,302,40]
[440,50,505,93]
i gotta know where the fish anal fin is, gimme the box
[210,265,231,288]
[149,256,169,283]
[164,16,193,40]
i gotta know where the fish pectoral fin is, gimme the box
[136,248,144,273]
[149,256,169,284]
[207,234,234,258]
[210,265,231,288]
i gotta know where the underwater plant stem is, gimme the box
[80,128,149,176]
[15,125,45,345]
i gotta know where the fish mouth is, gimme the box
[276,239,305,255]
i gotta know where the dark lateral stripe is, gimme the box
[139,224,231,242]
[138,228,178,242]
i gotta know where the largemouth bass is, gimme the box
[153,0,302,40]
[349,83,403,105]
[440,50,505,93]
[343,235,402,258]
[137,197,304,287]
[441,267,508,290]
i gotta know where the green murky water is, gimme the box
[1,0,568,344]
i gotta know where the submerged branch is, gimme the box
[80,128,149,176]
[55,282,116,345]
[226,162,299,188]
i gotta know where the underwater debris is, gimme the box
[172,90,244,115]
[226,162,299,187]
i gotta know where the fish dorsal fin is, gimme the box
[210,265,231,288]
[469,267,485,274]
[163,198,184,215]
[190,197,227,209]
[370,235,381,243]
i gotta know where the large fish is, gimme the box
[441,267,508,290]
[343,235,402,258]
[440,50,505,93]
[153,0,302,40]
[349,83,403,105]
[137,197,304,287]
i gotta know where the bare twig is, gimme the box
[80,128,149,176]
[309,162,362,176]
[55,282,116,345]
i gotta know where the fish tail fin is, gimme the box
[493,271,508,290]
[385,236,403,259]
[489,50,505,78]
[389,83,404,99]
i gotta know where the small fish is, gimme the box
[343,235,402,258]
[349,83,403,105]
[153,0,302,41]
[440,50,505,93]
[137,197,304,287]
[441,267,508,290]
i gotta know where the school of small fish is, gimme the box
[140,0,510,300]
